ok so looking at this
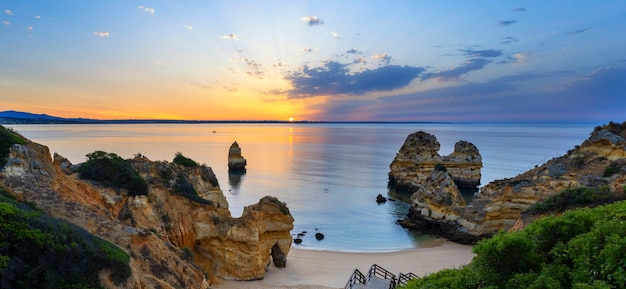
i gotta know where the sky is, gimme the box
[1,1,625,122]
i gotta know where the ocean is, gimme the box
[9,122,595,251]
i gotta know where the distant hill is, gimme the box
[0,110,96,124]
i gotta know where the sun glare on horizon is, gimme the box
[288,117,295,122]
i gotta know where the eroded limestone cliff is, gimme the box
[397,123,626,244]
[0,137,293,288]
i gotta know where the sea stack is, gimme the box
[388,131,482,193]
[228,141,247,172]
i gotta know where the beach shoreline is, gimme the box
[214,240,475,289]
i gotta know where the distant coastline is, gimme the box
[0,110,448,125]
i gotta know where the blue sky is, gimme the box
[1,1,625,122]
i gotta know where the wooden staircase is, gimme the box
[344,264,419,289]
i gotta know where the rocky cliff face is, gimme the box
[0,137,293,288]
[389,131,482,192]
[398,123,626,244]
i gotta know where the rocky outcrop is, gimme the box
[399,122,626,244]
[389,131,482,192]
[228,141,247,172]
[0,135,293,288]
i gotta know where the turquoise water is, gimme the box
[10,123,594,251]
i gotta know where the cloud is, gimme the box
[501,36,518,45]
[137,6,155,15]
[27,26,33,31]
[282,61,425,98]
[567,28,590,35]
[301,16,323,26]
[2,20,9,26]
[34,16,41,19]
[347,48,361,54]
[299,48,313,53]
[221,34,240,41]
[498,52,531,64]
[498,20,517,26]
[459,49,502,58]
[184,25,192,30]
[243,58,265,79]
[5,9,13,16]
[371,53,392,65]
[92,31,110,37]
[422,58,491,81]
[331,31,341,39]
[514,8,527,12]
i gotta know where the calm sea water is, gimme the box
[9,123,594,251]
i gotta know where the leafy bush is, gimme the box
[603,162,621,177]
[78,151,148,196]
[401,200,626,289]
[172,174,213,205]
[0,189,131,288]
[0,125,27,167]
[173,152,198,167]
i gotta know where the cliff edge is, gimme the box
[0,130,294,288]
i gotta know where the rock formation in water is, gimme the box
[0,131,293,288]
[388,131,482,192]
[398,122,626,244]
[227,141,247,172]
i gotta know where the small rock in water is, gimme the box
[376,194,387,203]
[315,232,325,240]
[294,238,303,244]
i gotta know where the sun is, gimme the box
[288,117,295,122]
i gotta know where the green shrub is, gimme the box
[402,200,626,289]
[0,193,131,288]
[603,163,621,177]
[434,163,447,172]
[172,174,213,205]
[78,151,148,196]
[0,125,27,167]
[173,152,198,167]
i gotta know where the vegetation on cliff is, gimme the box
[78,150,149,196]
[524,186,624,216]
[401,198,626,289]
[0,188,131,288]
[173,152,199,167]
[0,126,26,168]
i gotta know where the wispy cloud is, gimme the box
[137,6,155,15]
[566,28,590,35]
[513,8,526,12]
[5,9,13,16]
[244,58,265,79]
[331,31,341,39]
[501,36,518,45]
[184,25,192,30]
[282,61,424,98]
[2,20,10,26]
[221,33,240,41]
[498,52,531,64]
[34,15,41,19]
[301,16,323,26]
[347,48,362,54]
[498,20,517,26]
[299,48,313,53]
[27,26,33,31]
[422,58,491,81]
[371,53,392,65]
[459,49,502,58]
[92,31,110,38]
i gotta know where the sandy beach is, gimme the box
[214,240,475,289]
